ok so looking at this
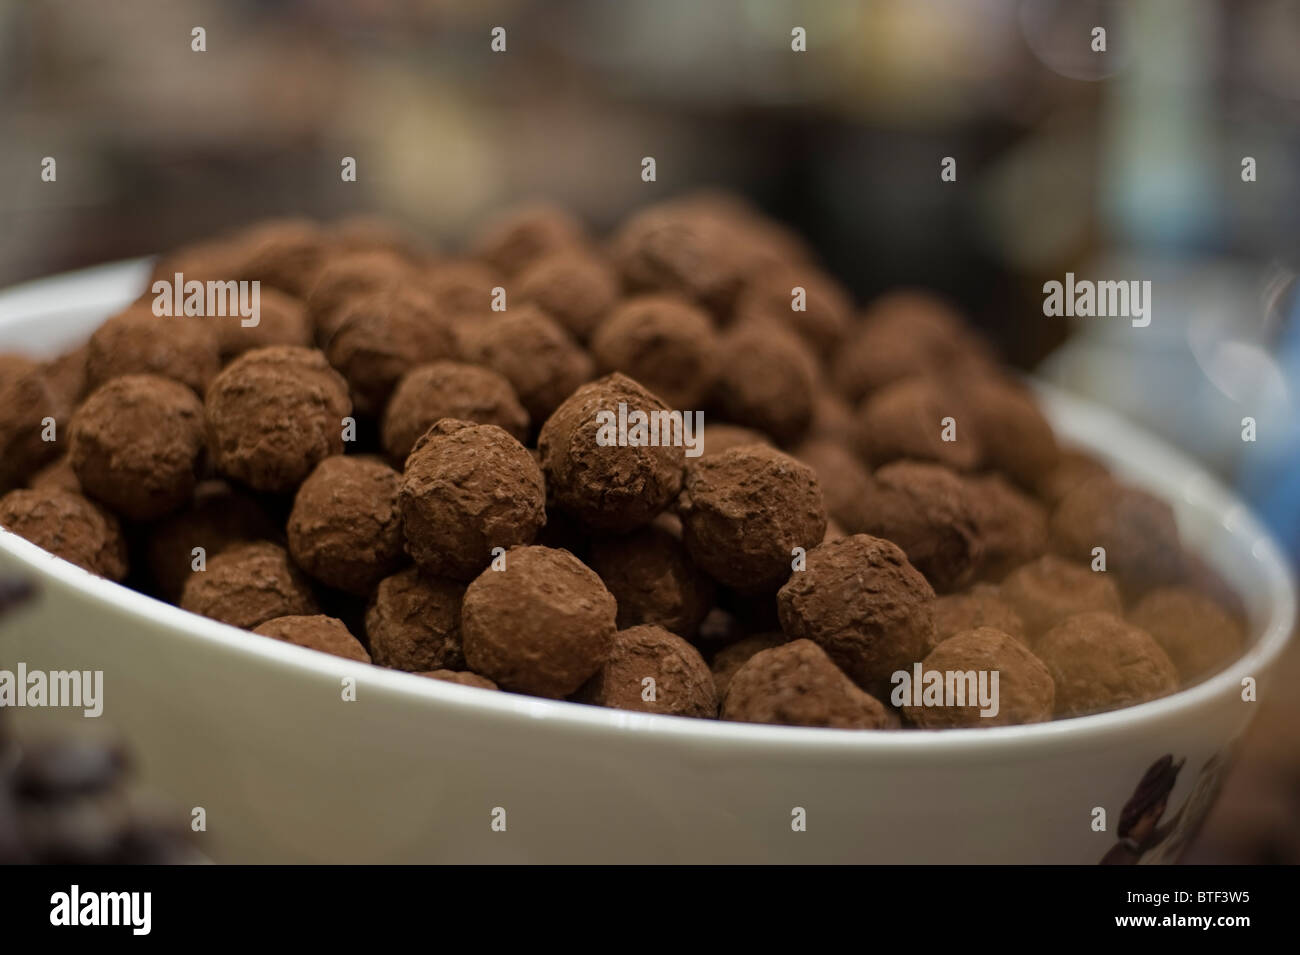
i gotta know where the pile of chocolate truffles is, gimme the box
[0,195,1249,730]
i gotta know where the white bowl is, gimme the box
[0,262,1294,863]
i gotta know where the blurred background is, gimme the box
[1,0,1298,862]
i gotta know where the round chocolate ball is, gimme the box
[461,545,617,698]
[381,361,528,462]
[180,541,319,630]
[589,295,720,410]
[731,265,851,358]
[587,521,715,638]
[305,250,410,344]
[205,346,352,494]
[1036,611,1178,718]
[417,259,503,322]
[27,455,81,495]
[901,628,1054,729]
[709,318,816,445]
[710,632,786,698]
[575,624,717,718]
[40,345,88,416]
[678,443,826,593]
[930,586,1026,651]
[999,555,1122,640]
[233,218,331,297]
[69,375,205,520]
[964,375,1059,489]
[1128,587,1245,686]
[211,287,312,361]
[722,639,891,730]
[287,456,404,595]
[0,487,128,580]
[366,567,467,671]
[538,373,685,532]
[470,201,587,276]
[610,204,746,315]
[85,303,221,396]
[855,376,981,472]
[398,419,545,580]
[696,422,770,460]
[515,250,620,341]
[965,473,1048,581]
[253,614,370,663]
[0,354,62,492]
[776,534,936,699]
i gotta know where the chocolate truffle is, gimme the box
[722,639,891,730]
[85,304,221,396]
[575,624,717,718]
[697,423,769,459]
[328,215,428,262]
[0,488,127,580]
[418,670,498,690]
[458,304,594,421]
[587,521,715,638]
[69,375,205,520]
[610,205,746,314]
[365,567,467,671]
[1050,475,1184,599]
[793,439,874,535]
[999,555,1122,639]
[470,201,586,276]
[180,541,319,630]
[807,389,858,447]
[963,376,1059,489]
[538,373,685,532]
[1036,446,1110,506]
[1036,611,1178,718]
[326,286,457,415]
[776,534,936,699]
[41,345,88,413]
[381,361,528,462]
[27,455,81,495]
[852,461,983,594]
[461,545,617,698]
[0,355,62,492]
[305,250,410,344]
[901,628,1054,729]
[710,632,786,698]
[965,473,1048,581]
[417,259,504,322]
[234,218,330,297]
[731,265,851,358]
[287,456,404,594]
[589,295,719,410]
[678,443,826,593]
[709,318,816,445]
[253,614,370,663]
[205,346,352,494]
[930,587,1026,651]
[855,377,980,471]
[212,287,312,360]
[398,419,545,580]
[1128,587,1246,686]
[515,250,620,341]
[144,480,278,601]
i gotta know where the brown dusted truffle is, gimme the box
[709,318,817,445]
[144,479,278,601]
[233,218,330,297]
[710,632,787,698]
[678,443,826,593]
[965,473,1048,581]
[461,544,617,698]
[180,541,318,630]
[398,419,545,580]
[366,567,466,671]
[515,250,620,341]
[697,423,769,459]
[589,295,719,410]
[930,586,1027,651]
[1036,611,1178,718]
[575,624,717,718]
[776,534,936,699]
[470,201,586,276]
[305,250,410,344]
[1050,475,1184,599]
[41,345,89,413]
[721,639,891,730]
[211,287,312,360]
[27,455,81,495]
[1128,587,1246,686]
[587,521,715,638]
[0,354,62,491]
[999,554,1122,640]
[459,304,594,421]
[610,204,747,315]
[327,215,428,262]
[1036,446,1110,506]
[205,346,352,494]
[325,286,457,415]
[287,456,403,594]
[731,265,851,358]
[417,669,498,690]
[793,439,874,534]
[855,376,980,471]
[900,627,1054,729]
[538,373,685,532]
[963,375,1059,489]
[0,488,127,580]
[807,389,858,447]
[381,361,528,462]
[85,303,220,396]
[69,375,205,521]
[253,614,370,663]
[852,461,983,594]
[417,259,504,322]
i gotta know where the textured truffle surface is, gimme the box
[1036,611,1177,718]
[587,522,714,638]
[1129,587,1245,686]
[575,624,717,718]
[253,614,370,663]
[930,587,1026,651]
[710,632,787,698]
[710,319,816,445]
[306,250,410,343]
[180,541,319,630]
[722,639,890,729]
[999,555,1123,639]
[965,473,1048,581]
[0,355,63,492]
[0,488,128,580]
[85,304,220,396]
[471,201,586,276]
[589,295,719,409]
[212,287,312,360]
[731,265,851,358]
[855,377,980,471]
[366,567,466,671]
[382,361,528,462]
[610,206,746,314]
[461,545,617,698]
[515,250,619,341]
[964,376,1059,488]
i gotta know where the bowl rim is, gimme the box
[1,260,1295,757]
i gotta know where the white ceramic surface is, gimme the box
[0,261,1294,863]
